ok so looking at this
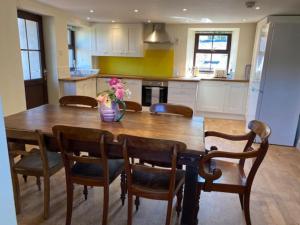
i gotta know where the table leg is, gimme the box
[181,161,199,225]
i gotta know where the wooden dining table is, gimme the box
[5,104,205,225]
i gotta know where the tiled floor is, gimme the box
[16,118,300,225]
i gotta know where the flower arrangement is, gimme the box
[96,78,131,122]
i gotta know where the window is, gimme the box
[68,29,76,70]
[18,12,44,80]
[193,33,231,72]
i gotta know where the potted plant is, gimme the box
[97,78,130,122]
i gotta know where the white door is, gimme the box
[95,24,110,55]
[128,24,143,57]
[224,83,248,115]
[111,25,128,56]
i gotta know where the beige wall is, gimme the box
[165,23,256,79]
[0,0,27,116]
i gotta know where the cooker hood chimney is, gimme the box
[144,23,171,44]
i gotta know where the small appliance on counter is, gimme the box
[214,69,227,78]
[142,80,168,106]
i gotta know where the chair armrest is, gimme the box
[205,131,251,141]
[199,149,258,181]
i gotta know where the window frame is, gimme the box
[68,29,76,71]
[193,33,232,72]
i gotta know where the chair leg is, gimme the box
[176,185,183,216]
[37,176,41,191]
[127,193,133,225]
[135,196,140,211]
[165,199,173,225]
[239,193,244,210]
[121,171,126,206]
[23,175,27,183]
[12,172,21,214]
[244,191,252,225]
[43,177,50,219]
[83,185,88,200]
[66,183,74,225]
[102,185,109,225]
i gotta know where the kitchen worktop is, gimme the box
[59,73,249,83]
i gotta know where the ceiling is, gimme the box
[37,0,300,23]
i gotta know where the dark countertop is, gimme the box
[59,73,249,83]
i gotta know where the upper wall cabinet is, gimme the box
[91,24,143,57]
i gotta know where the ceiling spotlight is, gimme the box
[112,20,116,23]
[242,18,247,22]
[255,6,261,10]
[89,9,94,13]
[182,8,188,12]
[201,18,212,23]
[86,17,91,20]
[134,9,139,13]
[147,20,151,23]
[245,1,256,8]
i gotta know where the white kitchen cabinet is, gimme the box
[223,83,248,114]
[96,78,142,104]
[197,82,226,113]
[197,81,248,119]
[91,24,143,57]
[60,78,97,99]
[167,81,198,111]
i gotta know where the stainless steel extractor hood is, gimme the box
[144,23,171,44]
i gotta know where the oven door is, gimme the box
[142,86,168,106]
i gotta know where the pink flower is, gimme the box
[112,82,124,90]
[115,88,125,99]
[109,78,120,86]
[97,94,108,104]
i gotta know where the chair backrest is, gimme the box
[118,134,186,195]
[59,95,98,108]
[119,101,142,112]
[150,103,193,118]
[6,128,49,174]
[52,125,114,181]
[243,120,271,185]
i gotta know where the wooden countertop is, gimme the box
[59,73,249,83]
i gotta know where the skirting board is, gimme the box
[195,111,245,121]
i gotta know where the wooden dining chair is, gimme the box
[198,120,271,225]
[118,134,186,225]
[119,101,142,112]
[53,125,125,225]
[150,103,193,118]
[6,128,63,219]
[59,95,98,108]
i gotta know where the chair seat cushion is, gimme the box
[15,151,63,174]
[71,159,124,183]
[199,159,246,186]
[132,168,185,194]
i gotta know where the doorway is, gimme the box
[17,10,48,109]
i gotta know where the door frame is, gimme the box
[17,10,48,108]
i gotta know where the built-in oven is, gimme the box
[142,80,168,106]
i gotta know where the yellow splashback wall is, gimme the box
[98,49,174,79]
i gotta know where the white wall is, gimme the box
[0,98,18,225]
[0,0,27,116]
[166,23,256,79]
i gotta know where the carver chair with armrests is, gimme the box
[198,120,271,225]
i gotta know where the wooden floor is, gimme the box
[16,118,300,225]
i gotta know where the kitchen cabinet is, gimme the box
[97,78,142,104]
[59,78,97,99]
[91,24,143,57]
[197,81,248,119]
[167,81,198,111]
